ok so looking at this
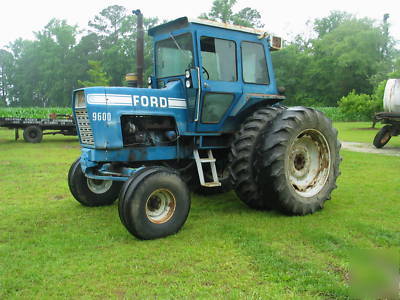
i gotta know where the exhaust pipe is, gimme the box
[133,9,144,88]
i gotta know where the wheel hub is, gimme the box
[87,178,113,194]
[145,189,176,224]
[294,153,306,171]
[148,197,162,211]
[287,129,331,198]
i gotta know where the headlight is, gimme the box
[185,70,191,79]
[75,91,86,108]
[147,76,152,85]
[185,79,192,88]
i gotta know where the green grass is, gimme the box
[0,125,399,299]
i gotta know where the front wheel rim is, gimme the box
[87,178,113,194]
[287,129,331,198]
[145,189,176,224]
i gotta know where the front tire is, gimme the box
[119,167,191,240]
[68,158,122,206]
[373,125,392,148]
[257,107,341,215]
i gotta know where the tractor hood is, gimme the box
[73,81,188,149]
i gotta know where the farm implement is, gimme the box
[0,114,76,143]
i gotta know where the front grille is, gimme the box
[75,108,94,145]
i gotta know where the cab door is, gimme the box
[195,34,242,132]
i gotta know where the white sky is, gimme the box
[0,0,399,48]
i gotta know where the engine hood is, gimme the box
[75,80,189,149]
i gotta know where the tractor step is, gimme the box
[202,182,221,187]
[193,149,221,187]
[199,158,216,163]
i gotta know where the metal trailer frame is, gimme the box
[0,116,76,142]
[372,112,400,147]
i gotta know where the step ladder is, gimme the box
[193,149,221,187]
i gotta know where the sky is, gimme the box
[0,0,399,48]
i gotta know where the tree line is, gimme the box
[0,1,399,108]
[0,5,158,107]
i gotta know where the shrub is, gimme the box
[338,91,382,121]
[314,107,346,121]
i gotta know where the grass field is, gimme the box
[0,123,399,299]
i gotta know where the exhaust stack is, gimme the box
[133,9,144,88]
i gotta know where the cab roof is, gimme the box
[148,17,266,37]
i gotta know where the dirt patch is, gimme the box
[341,141,400,156]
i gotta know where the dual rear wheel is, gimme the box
[230,106,341,215]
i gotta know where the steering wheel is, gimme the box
[202,66,210,80]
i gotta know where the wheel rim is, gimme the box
[87,178,113,194]
[287,129,331,198]
[145,189,176,224]
[29,131,37,138]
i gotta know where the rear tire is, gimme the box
[119,167,191,240]
[23,125,43,143]
[257,107,341,215]
[229,106,285,209]
[68,158,122,206]
[373,125,392,148]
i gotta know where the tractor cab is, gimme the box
[148,17,283,133]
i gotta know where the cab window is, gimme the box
[241,42,269,84]
[156,33,193,78]
[200,37,237,82]
[201,93,234,123]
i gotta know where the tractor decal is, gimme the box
[87,94,187,109]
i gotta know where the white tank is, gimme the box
[383,79,400,112]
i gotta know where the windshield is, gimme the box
[156,33,194,78]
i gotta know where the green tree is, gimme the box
[272,43,317,106]
[311,18,390,105]
[273,11,397,107]
[7,19,79,107]
[78,60,110,87]
[88,5,130,86]
[88,5,158,85]
[200,0,264,28]
[0,49,14,106]
[313,11,352,38]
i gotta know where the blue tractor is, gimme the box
[68,16,341,240]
